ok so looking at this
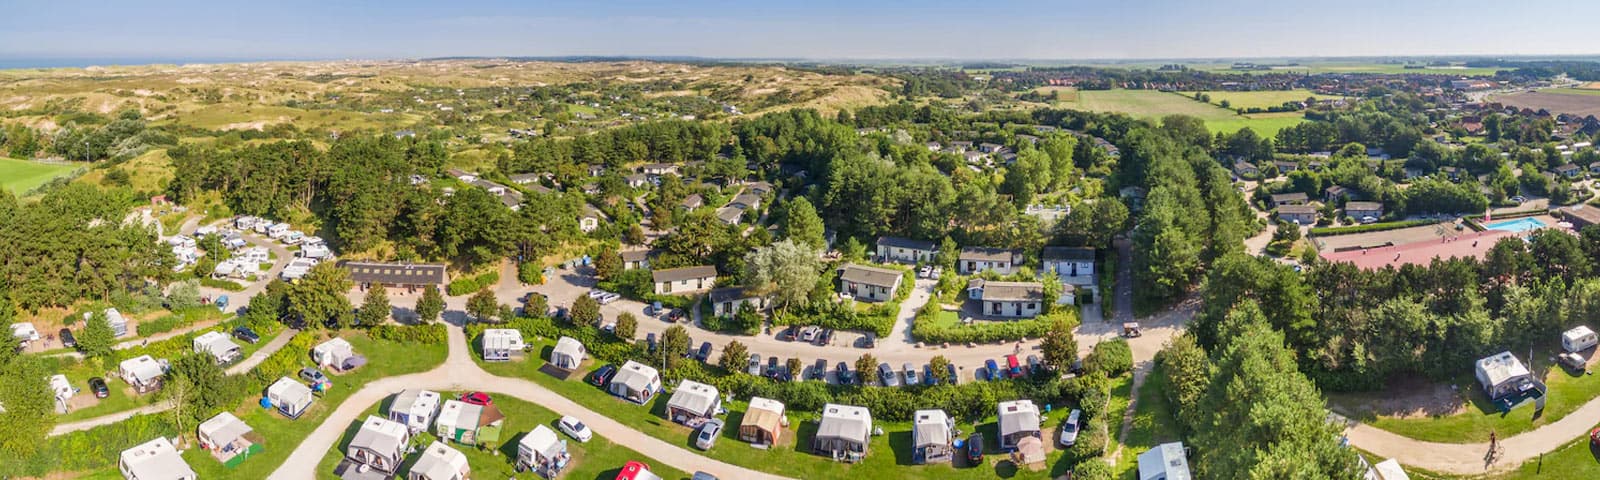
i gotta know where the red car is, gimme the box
[1004,355,1024,379]
[460,391,493,406]
[615,461,663,480]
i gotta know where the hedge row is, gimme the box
[1308,219,1437,237]
[447,271,502,296]
[910,298,1077,344]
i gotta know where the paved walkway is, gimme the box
[268,322,791,480]
[1342,396,1600,474]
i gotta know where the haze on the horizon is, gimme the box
[4,0,1599,62]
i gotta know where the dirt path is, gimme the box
[1342,395,1600,474]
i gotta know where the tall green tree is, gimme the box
[356,287,391,327]
[719,340,750,372]
[661,325,690,369]
[77,310,116,362]
[615,312,638,340]
[570,295,600,326]
[0,348,54,458]
[781,197,827,250]
[467,289,499,323]
[743,239,822,311]
[164,353,230,430]
[415,286,444,324]
[288,262,353,329]
[1039,315,1079,371]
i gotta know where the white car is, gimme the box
[598,293,622,305]
[587,289,608,299]
[558,415,593,443]
[1059,409,1082,447]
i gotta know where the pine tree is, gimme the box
[356,287,391,327]
[415,287,444,324]
[78,310,116,362]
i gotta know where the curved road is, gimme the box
[1341,398,1600,474]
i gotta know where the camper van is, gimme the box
[282,231,305,245]
[1563,326,1598,353]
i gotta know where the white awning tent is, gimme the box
[550,336,586,370]
[311,337,356,370]
[409,441,470,480]
[193,330,242,364]
[119,436,198,480]
[388,389,441,433]
[49,374,74,402]
[1475,351,1534,401]
[665,379,721,423]
[481,328,526,361]
[119,355,167,392]
[197,411,254,453]
[266,377,314,419]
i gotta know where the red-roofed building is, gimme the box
[1319,229,1518,271]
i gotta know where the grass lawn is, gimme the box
[1498,434,1600,480]
[74,148,171,192]
[1181,89,1341,110]
[1062,90,1306,136]
[50,326,285,422]
[1030,86,1080,102]
[177,332,448,479]
[0,156,79,194]
[1331,346,1600,443]
[1112,365,1181,479]
[313,393,691,480]
[474,337,1096,480]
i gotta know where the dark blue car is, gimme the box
[984,359,1001,381]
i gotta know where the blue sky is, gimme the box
[4,0,1599,61]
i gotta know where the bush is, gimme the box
[447,278,480,296]
[1067,416,1109,458]
[135,315,184,337]
[1085,338,1133,377]
[368,323,447,344]
[1,414,179,477]
[1071,459,1113,480]
[474,271,500,288]
[596,268,694,309]
[772,299,895,336]
[199,278,246,291]
[1308,219,1436,236]
[910,301,1075,344]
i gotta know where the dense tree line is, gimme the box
[0,185,172,312]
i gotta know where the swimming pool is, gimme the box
[1485,217,1547,233]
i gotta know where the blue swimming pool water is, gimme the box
[1485,217,1547,233]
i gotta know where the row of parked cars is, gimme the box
[777,325,836,346]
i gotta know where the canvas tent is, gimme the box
[517,424,571,478]
[193,330,242,364]
[50,374,74,404]
[311,337,363,371]
[119,436,198,480]
[436,400,482,444]
[197,411,257,464]
[388,389,441,433]
[912,409,954,464]
[266,376,314,419]
[608,360,661,404]
[997,399,1041,451]
[1012,436,1047,466]
[739,397,785,445]
[665,379,721,426]
[347,415,410,474]
[1475,351,1535,402]
[550,336,586,370]
[481,328,526,361]
[407,441,470,480]
[812,403,871,462]
[1137,442,1192,480]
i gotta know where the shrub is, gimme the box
[199,278,246,291]
[135,315,184,337]
[447,278,480,296]
[474,271,500,288]
[1085,338,1133,377]
[772,299,895,336]
[1067,416,1109,458]
[368,323,447,344]
[2,414,179,477]
[911,302,1075,344]
[1071,459,1114,480]
[1308,219,1436,236]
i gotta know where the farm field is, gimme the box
[1490,90,1600,117]
[1030,86,1080,102]
[1190,62,1502,76]
[1180,89,1342,110]
[1062,89,1307,135]
[0,157,79,194]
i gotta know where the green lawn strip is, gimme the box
[177,332,447,479]
[1341,355,1600,443]
[0,156,79,193]
[313,393,691,480]
[1498,433,1600,480]
[475,338,1084,480]
[1112,365,1180,479]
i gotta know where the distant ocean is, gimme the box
[0,57,307,70]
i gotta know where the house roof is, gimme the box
[350,415,409,456]
[912,409,952,448]
[742,397,785,435]
[816,404,872,443]
[410,441,469,480]
[1137,442,1192,480]
[680,194,704,209]
[621,249,656,262]
[997,400,1041,438]
[1042,246,1094,262]
[747,181,774,195]
[652,265,717,283]
[666,379,720,416]
[876,236,936,251]
[1277,204,1318,215]
[343,261,447,286]
[390,389,440,416]
[198,411,253,447]
[612,360,660,393]
[708,286,757,304]
[840,264,903,289]
[482,328,525,352]
[1270,192,1309,203]
[716,207,744,223]
[1345,201,1383,212]
[120,437,197,480]
[959,247,1017,263]
[508,173,542,183]
[731,193,762,208]
[1476,351,1531,387]
[980,282,1045,303]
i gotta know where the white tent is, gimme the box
[1475,351,1534,401]
[409,441,470,480]
[607,361,661,404]
[812,403,872,461]
[118,436,197,480]
[193,330,242,364]
[912,409,953,464]
[197,411,255,459]
[49,374,74,403]
[9,322,39,344]
[481,329,526,362]
[311,337,356,370]
[266,377,314,419]
[119,355,167,393]
[665,379,720,424]
[516,424,570,476]
[388,389,441,433]
[550,336,586,370]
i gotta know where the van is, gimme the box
[1059,409,1082,446]
[1563,326,1598,353]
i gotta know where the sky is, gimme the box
[4,0,1600,63]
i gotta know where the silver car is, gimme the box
[695,419,724,450]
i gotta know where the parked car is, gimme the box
[59,328,76,348]
[799,326,820,343]
[598,293,622,305]
[923,364,938,385]
[696,342,713,362]
[816,328,834,346]
[88,377,109,398]
[666,309,687,323]
[1560,352,1587,370]
[747,354,762,375]
[558,415,594,443]
[947,363,960,385]
[589,364,618,387]
[1059,409,1082,447]
[587,289,607,298]
[765,356,780,377]
[1005,355,1024,379]
[695,419,724,450]
[1026,355,1041,375]
[232,326,260,344]
[902,363,919,385]
[967,432,985,463]
[836,362,855,385]
[299,367,329,385]
[918,265,932,278]
[460,391,493,406]
[691,472,719,480]
[646,333,657,353]
[646,301,663,316]
[984,359,1001,381]
[812,359,828,380]
[778,325,797,342]
[861,332,877,348]
[879,363,900,387]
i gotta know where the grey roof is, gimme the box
[1137,442,1192,480]
[666,379,720,417]
[816,404,872,443]
[612,360,660,393]
[198,411,253,447]
[1277,204,1318,215]
[409,442,469,480]
[509,173,542,183]
[997,400,1041,438]
[708,286,757,304]
[731,193,762,209]
[626,173,649,184]
[876,236,936,251]
[840,264,902,288]
[120,437,197,480]
[746,182,774,195]
[959,247,1016,263]
[652,265,717,283]
[680,194,704,209]
[1043,246,1095,262]
[620,249,656,262]
[980,282,1044,303]
[716,207,744,224]
[343,261,447,286]
[350,415,408,457]
[912,410,951,448]
[1345,201,1383,212]
[1271,192,1309,203]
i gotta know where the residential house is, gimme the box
[1277,204,1319,225]
[709,287,766,317]
[1345,201,1384,221]
[588,165,606,177]
[1475,351,1536,402]
[839,264,903,302]
[1589,161,1600,174]
[1269,192,1309,207]
[970,281,1045,318]
[958,247,1020,275]
[1042,246,1095,285]
[119,355,167,394]
[266,376,315,419]
[608,360,662,404]
[621,249,655,270]
[348,415,411,475]
[1232,161,1259,177]
[551,336,586,370]
[193,331,242,365]
[813,404,872,462]
[679,194,704,210]
[731,192,762,211]
[517,425,571,478]
[119,437,197,480]
[978,142,1004,153]
[739,397,785,445]
[716,206,746,225]
[388,389,441,434]
[1324,185,1352,203]
[1442,166,1461,181]
[925,141,943,152]
[481,328,526,362]
[640,163,679,177]
[1137,442,1193,480]
[909,409,955,465]
[447,169,477,183]
[1556,163,1584,178]
[343,262,448,289]
[665,379,721,425]
[197,412,256,465]
[1273,160,1299,174]
[652,266,717,295]
[408,441,470,480]
[946,141,973,153]
[746,182,775,196]
[997,399,1042,451]
[875,236,938,264]
[580,204,605,232]
[625,173,650,188]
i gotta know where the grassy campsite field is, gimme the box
[1181,89,1341,110]
[1059,89,1307,135]
[0,156,79,194]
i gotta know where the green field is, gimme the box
[315,393,690,480]
[1111,364,1182,479]
[1061,89,1306,135]
[0,157,79,194]
[1180,89,1342,110]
